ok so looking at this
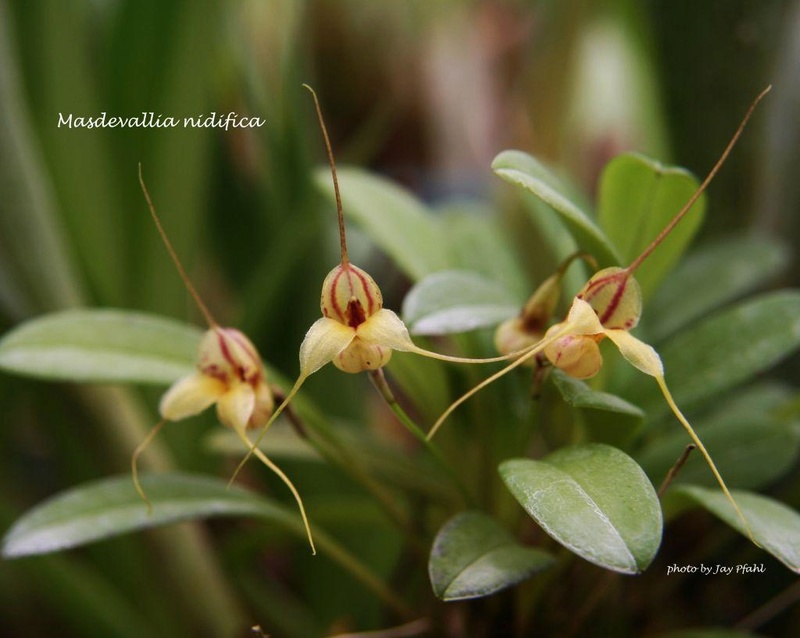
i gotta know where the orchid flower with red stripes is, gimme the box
[428,87,772,544]
[134,168,316,554]
[159,327,274,431]
[232,86,516,477]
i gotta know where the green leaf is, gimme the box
[0,4,84,318]
[2,473,301,559]
[598,153,706,299]
[550,369,645,447]
[674,486,800,573]
[646,235,789,341]
[440,204,529,299]
[402,270,519,335]
[492,150,621,267]
[623,291,800,417]
[0,309,201,384]
[500,444,662,573]
[429,510,555,601]
[551,369,644,417]
[313,166,447,281]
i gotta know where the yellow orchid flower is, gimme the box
[232,85,517,477]
[133,167,315,554]
[494,252,596,374]
[429,87,772,543]
[159,326,275,430]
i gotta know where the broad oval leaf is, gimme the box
[2,473,300,558]
[429,510,555,601]
[500,444,662,573]
[674,485,800,573]
[598,153,705,299]
[624,291,800,417]
[402,270,519,335]
[492,150,621,267]
[0,309,201,384]
[313,166,446,281]
[647,235,790,341]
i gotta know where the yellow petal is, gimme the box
[333,338,392,373]
[356,309,416,351]
[544,334,603,379]
[247,381,275,429]
[299,317,356,376]
[361,309,517,364]
[159,373,226,421]
[216,382,256,431]
[564,297,605,335]
[605,329,663,377]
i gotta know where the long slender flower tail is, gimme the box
[408,344,536,365]
[228,376,307,486]
[426,329,570,441]
[232,426,316,555]
[138,164,217,329]
[655,375,758,545]
[131,419,168,515]
[626,84,772,275]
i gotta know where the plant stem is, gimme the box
[369,369,474,506]
[266,392,430,554]
[657,444,696,497]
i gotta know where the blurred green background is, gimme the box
[1,0,799,636]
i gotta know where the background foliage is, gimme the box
[1,1,800,637]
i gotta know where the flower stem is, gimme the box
[369,369,474,505]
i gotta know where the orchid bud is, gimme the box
[494,272,561,360]
[494,317,541,359]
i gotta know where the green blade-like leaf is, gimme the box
[313,166,446,281]
[429,510,555,601]
[0,309,201,384]
[0,2,84,318]
[500,444,662,573]
[492,150,621,267]
[550,369,645,447]
[646,235,790,341]
[623,291,800,417]
[598,153,706,299]
[674,486,800,573]
[2,473,300,559]
[402,270,519,336]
